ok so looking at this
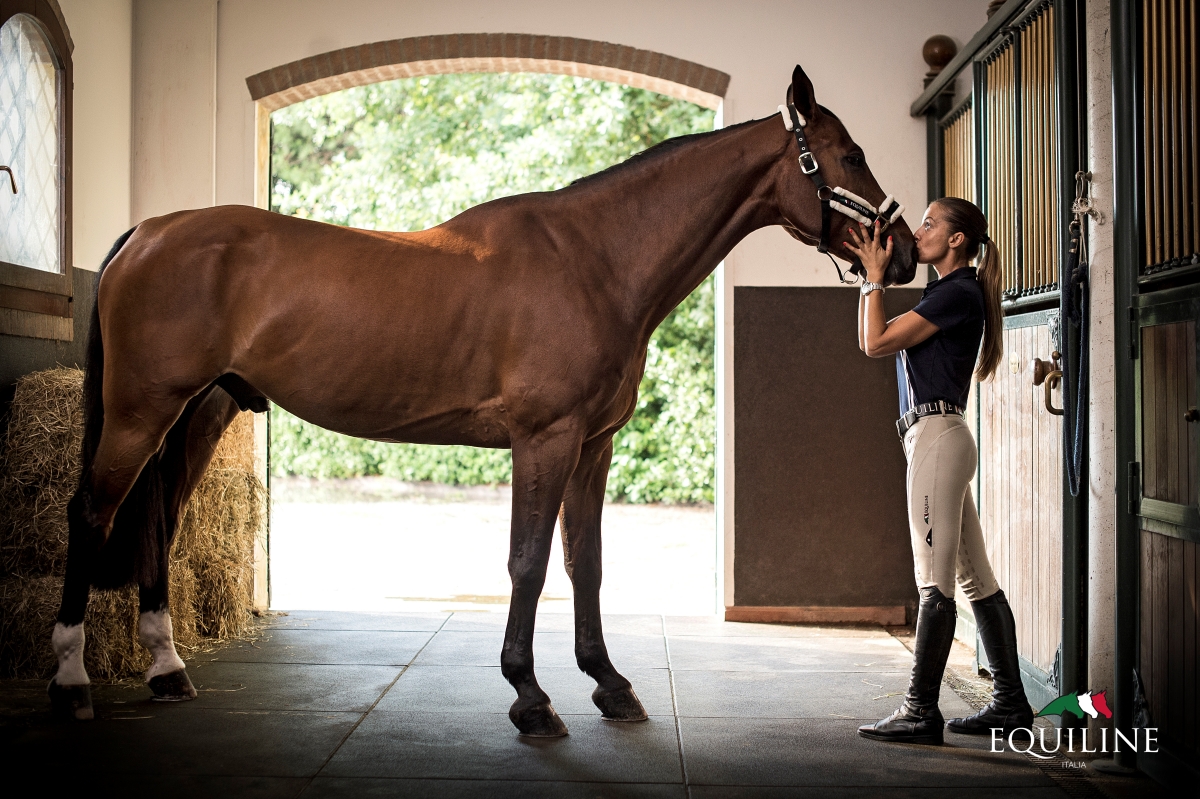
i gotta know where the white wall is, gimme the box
[131,0,217,224]
[57,0,132,271]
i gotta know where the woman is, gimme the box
[846,197,1033,746]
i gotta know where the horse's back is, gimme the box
[96,205,631,445]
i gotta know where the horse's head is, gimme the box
[775,65,918,286]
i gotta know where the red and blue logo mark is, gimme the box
[1035,690,1113,720]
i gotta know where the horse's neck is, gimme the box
[566,118,788,334]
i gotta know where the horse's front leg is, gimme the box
[502,423,582,737]
[560,437,647,722]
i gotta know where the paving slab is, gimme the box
[667,635,914,672]
[306,777,687,798]
[665,617,894,639]
[263,610,450,632]
[187,660,401,712]
[1,707,358,777]
[376,665,674,717]
[441,612,666,637]
[671,669,974,720]
[680,716,1059,788]
[411,631,668,670]
[88,775,309,799]
[690,788,1068,798]
[203,629,435,666]
[323,711,683,783]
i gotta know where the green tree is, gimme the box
[269,72,716,503]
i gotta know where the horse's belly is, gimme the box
[273,390,513,449]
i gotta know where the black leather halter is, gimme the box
[783,102,904,284]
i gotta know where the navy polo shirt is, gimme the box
[896,266,984,417]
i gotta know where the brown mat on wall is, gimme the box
[732,286,924,622]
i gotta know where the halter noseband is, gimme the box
[779,103,904,284]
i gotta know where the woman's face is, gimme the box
[913,203,961,265]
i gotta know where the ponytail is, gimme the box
[931,197,1004,382]
[974,240,1003,381]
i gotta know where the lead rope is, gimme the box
[1061,171,1102,497]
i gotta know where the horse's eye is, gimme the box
[844,153,865,168]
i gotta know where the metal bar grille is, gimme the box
[984,40,1020,297]
[941,102,975,202]
[1142,0,1199,274]
[978,3,1062,301]
[1019,5,1059,298]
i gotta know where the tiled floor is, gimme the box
[0,612,1170,797]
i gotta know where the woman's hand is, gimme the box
[845,220,893,284]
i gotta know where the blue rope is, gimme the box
[1060,219,1088,497]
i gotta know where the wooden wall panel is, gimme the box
[978,324,1062,676]
[1139,530,1200,762]
[1141,321,1197,504]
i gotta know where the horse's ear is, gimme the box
[790,64,818,121]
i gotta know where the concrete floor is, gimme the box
[5,610,1172,798]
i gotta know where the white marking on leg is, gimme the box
[138,610,186,681]
[51,622,89,686]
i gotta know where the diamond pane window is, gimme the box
[0,14,60,273]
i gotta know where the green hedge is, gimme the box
[268,73,715,503]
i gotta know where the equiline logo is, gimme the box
[1036,690,1112,720]
[990,689,1160,759]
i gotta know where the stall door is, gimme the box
[1135,290,1199,769]
[977,314,1064,709]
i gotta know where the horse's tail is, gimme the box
[76,226,168,590]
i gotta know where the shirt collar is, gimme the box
[922,265,977,296]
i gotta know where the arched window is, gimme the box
[1,13,61,272]
[0,1,72,339]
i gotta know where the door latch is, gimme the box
[1031,351,1063,416]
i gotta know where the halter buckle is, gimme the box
[798,152,819,175]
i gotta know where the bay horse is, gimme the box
[49,65,916,735]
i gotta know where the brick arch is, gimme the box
[245,33,730,112]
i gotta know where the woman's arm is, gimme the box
[848,222,940,358]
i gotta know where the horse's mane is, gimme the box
[567,117,761,188]
[566,104,842,189]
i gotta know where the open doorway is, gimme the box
[265,72,717,615]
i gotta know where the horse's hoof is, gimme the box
[48,679,94,721]
[148,668,197,702]
[593,685,648,722]
[510,701,569,737]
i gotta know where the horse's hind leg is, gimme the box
[502,424,582,737]
[139,385,242,701]
[559,437,647,722]
[51,383,196,718]
[49,544,94,719]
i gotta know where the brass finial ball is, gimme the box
[923,35,958,70]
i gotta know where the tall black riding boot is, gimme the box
[946,589,1033,735]
[858,585,956,745]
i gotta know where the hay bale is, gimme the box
[0,369,82,577]
[176,466,261,640]
[0,367,263,680]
